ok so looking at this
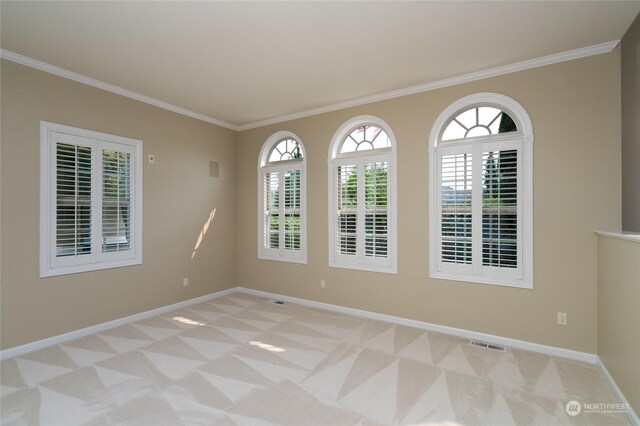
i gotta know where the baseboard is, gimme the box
[0,285,598,365]
[0,287,237,360]
[235,286,597,364]
[596,356,640,425]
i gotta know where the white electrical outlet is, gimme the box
[557,312,568,326]
[320,279,326,288]
[183,277,189,287]
[148,154,155,164]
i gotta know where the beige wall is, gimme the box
[621,12,640,232]
[0,49,625,355]
[597,234,640,413]
[0,60,237,349]
[237,51,622,354]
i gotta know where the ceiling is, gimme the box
[2,1,639,130]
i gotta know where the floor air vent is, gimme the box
[469,340,507,352]
[268,299,285,305]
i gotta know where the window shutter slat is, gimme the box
[102,149,133,253]
[55,142,93,258]
[440,152,473,265]
[482,149,518,269]
[337,164,357,255]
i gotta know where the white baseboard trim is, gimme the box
[596,356,640,425]
[0,287,237,360]
[0,285,599,366]
[235,286,597,364]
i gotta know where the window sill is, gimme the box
[430,271,532,289]
[40,258,142,278]
[329,261,397,275]
[258,254,307,265]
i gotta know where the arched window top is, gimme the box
[339,125,391,153]
[259,131,305,167]
[442,106,517,141]
[330,115,396,160]
[430,93,533,150]
[268,138,303,163]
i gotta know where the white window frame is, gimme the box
[40,121,143,277]
[429,93,533,289]
[328,115,398,274]
[257,131,307,264]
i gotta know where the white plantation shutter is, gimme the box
[262,167,303,257]
[258,132,306,264]
[364,161,388,259]
[55,141,93,258]
[440,151,473,268]
[429,93,532,288]
[337,164,357,256]
[482,149,518,269]
[102,149,133,253]
[334,156,391,267]
[264,171,280,249]
[283,169,301,251]
[436,141,522,281]
[41,122,142,277]
[329,117,396,274]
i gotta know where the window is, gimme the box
[40,122,143,277]
[329,116,397,273]
[258,131,306,263]
[429,93,533,288]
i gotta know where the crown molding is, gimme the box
[2,41,619,133]
[0,49,239,131]
[237,40,620,131]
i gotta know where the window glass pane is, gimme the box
[341,139,358,153]
[102,150,132,253]
[456,108,476,129]
[268,138,303,163]
[497,112,517,133]
[56,143,92,257]
[482,150,518,268]
[356,142,374,152]
[442,107,517,141]
[372,131,391,149]
[442,120,466,141]
[350,127,366,143]
[466,126,491,138]
[441,153,472,264]
[478,107,502,128]
[340,126,390,154]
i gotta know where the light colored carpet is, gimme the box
[0,292,629,425]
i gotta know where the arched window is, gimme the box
[429,93,533,288]
[258,132,306,263]
[329,116,397,273]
